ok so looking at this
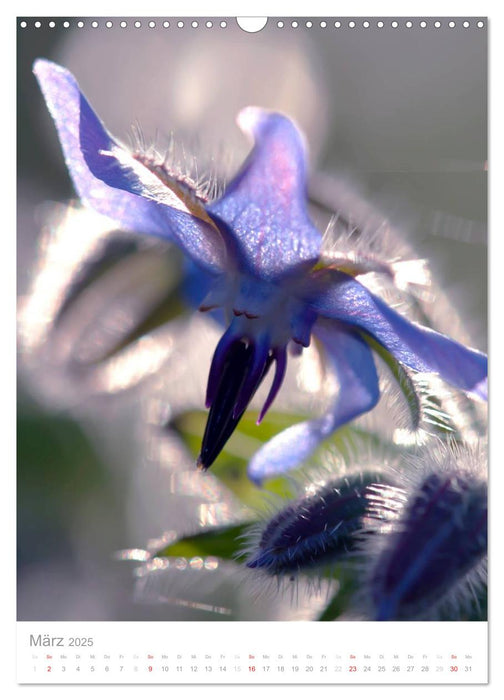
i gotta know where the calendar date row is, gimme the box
[37,663,472,674]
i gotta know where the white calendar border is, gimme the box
[7,0,503,696]
[17,620,488,685]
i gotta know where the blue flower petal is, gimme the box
[309,270,487,400]
[247,323,380,484]
[33,59,226,275]
[207,107,322,280]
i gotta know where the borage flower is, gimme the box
[34,59,487,485]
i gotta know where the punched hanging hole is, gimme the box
[237,17,268,33]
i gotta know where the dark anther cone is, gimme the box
[197,339,272,471]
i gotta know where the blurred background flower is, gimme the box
[17,17,487,621]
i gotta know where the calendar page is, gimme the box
[16,9,488,687]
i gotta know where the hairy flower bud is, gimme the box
[244,471,405,578]
[362,441,487,620]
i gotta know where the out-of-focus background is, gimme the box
[17,17,487,621]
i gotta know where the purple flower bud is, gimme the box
[245,472,404,577]
[368,449,487,620]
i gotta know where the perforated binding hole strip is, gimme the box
[18,17,487,31]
